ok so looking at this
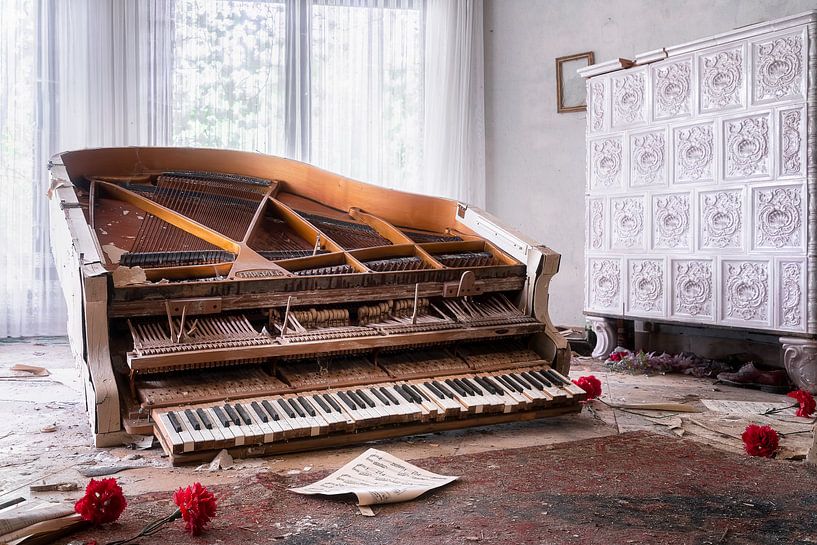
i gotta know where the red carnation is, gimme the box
[787,389,816,418]
[572,375,603,400]
[609,352,623,362]
[741,424,779,458]
[173,482,217,536]
[74,478,127,525]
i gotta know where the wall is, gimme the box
[483,0,815,327]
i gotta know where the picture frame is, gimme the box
[556,51,595,113]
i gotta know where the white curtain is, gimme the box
[0,0,485,337]
[422,0,485,207]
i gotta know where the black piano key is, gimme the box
[462,378,484,396]
[183,409,201,430]
[313,395,331,413]
[355,389,376,408]
[251,401,269,423]
[212,406,231,427]
[288,398,306,418]
[505,374,528,392]
[224,404,242,425]
[323,393,342,412]
[544,369,569,385]
[424,382,445,399]
[380,387,400,405]
[298,397,317,417]
[483,376,505,395]
[196,408,214,429]
[453,378,475,396]
[235,403,253,425]
[167,411,183,433]
[277,398,297,418]
[402,384,423,404]
[410,384,430,402]
[337,391,357,410]
[346,390,366,408]
[521,372,544,390]
[510,373,532,389]
[531,370,553,387]
[395,385,415,403]
[262,400,281,420]
[474,376,496,395]
[433,381,455,398]
[445,379,467,396]
[493,375,515,392]
[370,387,390,405]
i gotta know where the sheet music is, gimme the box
[701,399,796,416]
[289,448,458,506]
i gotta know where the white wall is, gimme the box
[484,0,815,327]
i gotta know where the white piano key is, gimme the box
[170,411,195,453]
[157,412,184,451]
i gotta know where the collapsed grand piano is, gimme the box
[48,148,583,464]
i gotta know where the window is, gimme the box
[172,0,424,188]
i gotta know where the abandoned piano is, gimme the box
[48,147,583,464]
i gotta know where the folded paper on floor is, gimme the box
[289,448,458,506]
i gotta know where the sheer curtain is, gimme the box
[0,0,485,337]
[422,0,485,207]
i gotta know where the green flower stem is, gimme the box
[104,509,182,545]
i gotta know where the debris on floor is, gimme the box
[0,364,50,379]
[29,482,78,493]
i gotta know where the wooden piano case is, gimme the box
[48,148,577,462]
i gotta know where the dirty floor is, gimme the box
[2,338,816,544]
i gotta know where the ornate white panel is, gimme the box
[589,136,624,190]
[652,192,691,250]
[751,183,804,251]
[584,15,813,335]
[630,129,667,187]
[698,45,745,113]
[672,122,715,184]
[587,79,607,134]
[611,69,647,128]
[671,259,714,320]
[627,258,665,316]
[587,197,606,251]
[778,106,806,179]
[776,257,806,332]
[588,258,622,312]
[751,29,806,105]
[610,196,646,250]
[722,113,772,181]
[698,189,743,251]
[721,259,770,326]
[652,57,693,121]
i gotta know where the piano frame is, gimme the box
[47,147,569,448]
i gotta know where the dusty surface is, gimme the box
[51,432,817,545]
[1,338,816,544]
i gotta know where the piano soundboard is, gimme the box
[47,147,577,464]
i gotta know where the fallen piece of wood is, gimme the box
[10,365,49,377]
[29,482,78,493]
[600,400,701,413]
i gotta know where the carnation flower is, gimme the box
[103,482,217,545]
[572,375,602,400]
[741,424,779,458]
[786,390,816,418]
[74,478,127,525]
[609,352,623,362]
[174,482,218,536]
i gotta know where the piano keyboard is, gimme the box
[153,366,586,462]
